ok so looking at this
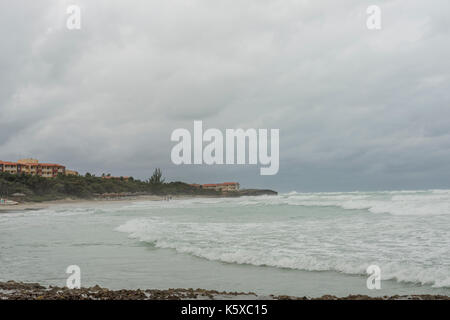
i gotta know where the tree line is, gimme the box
[0,168,217,202]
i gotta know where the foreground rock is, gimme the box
[0,281,448,300]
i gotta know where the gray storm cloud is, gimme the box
[0,0,449,192]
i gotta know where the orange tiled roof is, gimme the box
[0,161,19,165]
[0,161,64,167]
[39,163,65,167]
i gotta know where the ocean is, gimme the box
[1,190,449,297]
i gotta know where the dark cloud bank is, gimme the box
[1,0,449,192]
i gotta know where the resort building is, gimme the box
[0,161,20,174]
[65,170,79,176]
[201,182,240,192]
[0,159,76,178]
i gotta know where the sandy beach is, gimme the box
[0,195,184,212]
[0,192,265,213]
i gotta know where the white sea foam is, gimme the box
[281,190,450,216]
[173,190,450,216]
[120,189,450,216]
[0,207,101,219]
[2,189,448,289]
[117,198,450,289]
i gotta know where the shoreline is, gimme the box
[0,281,448,300]
[0,190,278,213]
[0,194,221,212]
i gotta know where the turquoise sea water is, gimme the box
[1,190,449,297]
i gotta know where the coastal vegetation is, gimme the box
[0,169,220,202]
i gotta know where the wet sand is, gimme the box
[0,195,169,213]
[0,192,273,213]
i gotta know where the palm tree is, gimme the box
[148,168,165,185]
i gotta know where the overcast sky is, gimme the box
[1,0,449,192]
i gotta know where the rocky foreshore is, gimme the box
[1,281,448,300]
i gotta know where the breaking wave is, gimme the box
[117,208,450,288]
[153,189,450,216]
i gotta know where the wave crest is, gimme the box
[116,217,450,288]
